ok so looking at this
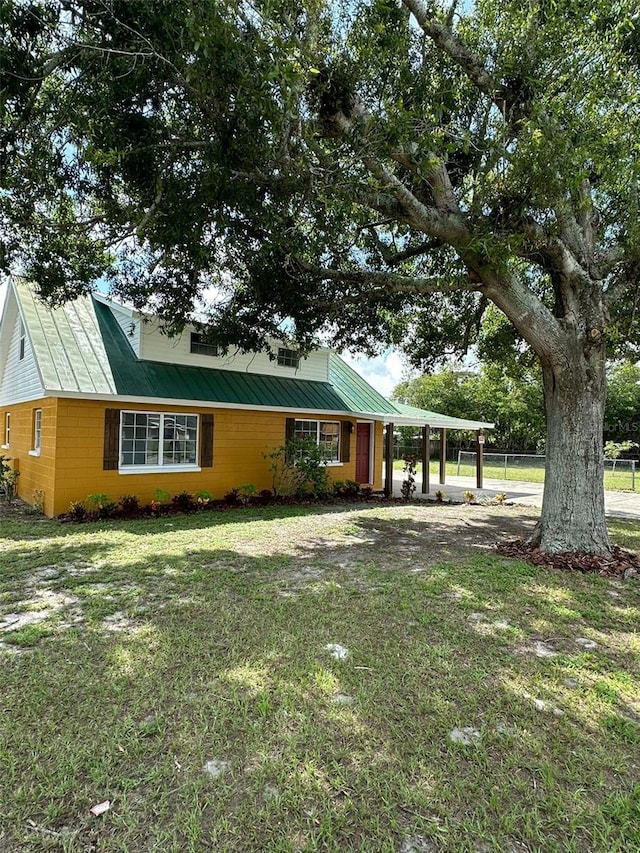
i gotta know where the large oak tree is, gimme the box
[2,0,639,552]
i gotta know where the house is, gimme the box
[0,278,493,516]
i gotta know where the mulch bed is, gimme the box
[497,540,640,579]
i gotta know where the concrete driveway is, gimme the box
[388,469,640,521]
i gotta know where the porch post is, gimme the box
[384,422,395,497]
[421,425,430,494]
[476,430,484,489]
[439,428,447,485]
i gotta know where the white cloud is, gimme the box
[341,347,415,398]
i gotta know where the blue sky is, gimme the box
[341,347,410,397]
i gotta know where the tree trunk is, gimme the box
[534,341,611,554]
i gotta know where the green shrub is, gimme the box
[87,493,117,518]
[0,455,19,501]
[87,493,111,509]
[265,437,331,499]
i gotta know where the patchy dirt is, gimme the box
[497,539,640,578]
[4,496,637,589]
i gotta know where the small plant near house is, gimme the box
[495,492,507,505]
[195,489,213,506]
[118,494,141,518]
[223,487,241,505]
[3,469,20,502]
[463,490,476,504]
[237,483,258,505]
[68,500,87,521]
[87,493,110,510]
[87,493,117,518]
[265,437,331,499]
[150,488,171,516]
[333,479,360,498]
[259,488,274,503]
[401,455,417,500]
[0,455,19,502]
[435,490,446,503]
[32,489,45,514]
[171,491,198,513]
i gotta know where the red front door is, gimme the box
[355,423,371,483]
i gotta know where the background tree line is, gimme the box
[394,360,640,455]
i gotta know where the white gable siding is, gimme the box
[0,295,44,405]
[105,300,142,356]
[138,320,331,382]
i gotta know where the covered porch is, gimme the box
[381,404,494,497]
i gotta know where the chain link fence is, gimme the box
[457,451,636,491]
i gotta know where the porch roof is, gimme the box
[386,401,494,430]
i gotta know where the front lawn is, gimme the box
[0,503,639,852]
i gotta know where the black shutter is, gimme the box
[285,417,296,442]
[200,414,214,467]
[103,409,120,470]
[340,421,351,463]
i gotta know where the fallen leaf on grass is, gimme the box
[90,800,110,817]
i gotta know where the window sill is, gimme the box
[28,449,41,457]
[118,464,202,475]
[1,444,8,450]
[325,461,343,467]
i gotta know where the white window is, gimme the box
[33,409,42,452]
[19,321,25,361]
[277,347,299,368]
[190,333,219,357]
[119,411,199,470]
[294,419,340,462]
[2,413,9,448]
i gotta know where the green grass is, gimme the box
[393,459,636,491]
[0,504,639,852]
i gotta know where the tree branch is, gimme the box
[332,112,469,244]
[293,258,482,295]
[402,0,506,110]
[366,233,442,266]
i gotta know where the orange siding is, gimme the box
[2,398,384,516]
[50,400,377,516]
[0,398,57,516]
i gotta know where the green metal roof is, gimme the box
[15,278,116,394]
[11,277,493,428]
[327,354,493,429]
[391,401,494,430]
[94,298,366,414]
[327,352,398,415]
